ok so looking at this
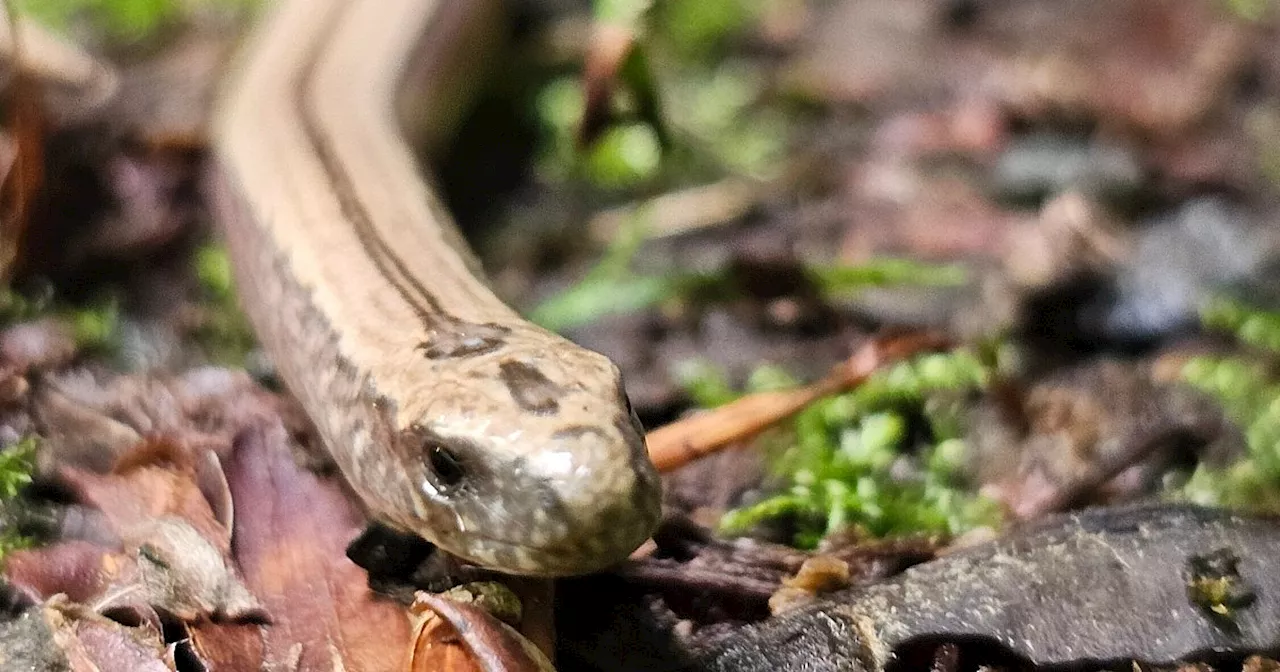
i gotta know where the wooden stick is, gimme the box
[645,332,951,473]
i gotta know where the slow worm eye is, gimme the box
[427,444,467,487]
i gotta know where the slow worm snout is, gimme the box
[210,0,662,575]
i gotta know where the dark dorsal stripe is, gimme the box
[294,3,458,333]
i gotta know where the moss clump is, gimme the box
[704,351,1001,549]
[189,244,258,367]
[1174,296,1280,512]
[0,437,38,564]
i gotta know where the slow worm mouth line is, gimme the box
[209,0,661,575]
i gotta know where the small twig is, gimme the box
[645,331,951,473]
[577,22,633,148]
[1011,427,1208,520]
[587,178,760,245]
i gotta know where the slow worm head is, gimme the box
[209,0,662,575]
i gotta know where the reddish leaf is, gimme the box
[224,420,411,671]
[185,620,266,671]
[4,540,124,605]
[0,599,173,671]
[407,592,555,672]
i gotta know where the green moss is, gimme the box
[1199,295,1280,355]
[714,350,1001,548]
[1171,297,1280,511]
[0,437,35,502]
[69,295,120,354]
[15,0,258,40]
[1222,0,1275,22]
[529,209,967,332]
[0,437,38,564]
[189,243,257,366]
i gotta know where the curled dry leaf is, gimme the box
[46,440,264,622]
[4,539,124,605]
[32,368,275,474]
[408,591,556,672]
[183,620,265,672]
[61,440,231,548]
[32,379,144,473]
[6,517,264,624]
[0,597,173,671]
[194,448,233,532]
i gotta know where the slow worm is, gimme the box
[206,0,662,575]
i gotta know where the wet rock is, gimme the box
[1097,197,1275,343]
[691,504,1280,671]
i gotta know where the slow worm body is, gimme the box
[207,0,661,575]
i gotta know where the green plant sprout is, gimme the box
[534,0,784,190]
[0,436,38,564]
[530,211,967,332]
[702,350,1000,549]
[191,243,258,366]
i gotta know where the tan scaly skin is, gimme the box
[207,0,662,576]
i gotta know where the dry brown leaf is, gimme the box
[62,440,231,548]
[32,380,145,473]
[4,540,124,605]
[407,591,556,672]
[0,598,173,671]
[51,440,264,622]
[184,620,266,671]
[225,420,411,672]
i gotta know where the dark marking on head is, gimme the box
[419,322,511,359]
[553,425,609,442]
[499,360,562,415]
